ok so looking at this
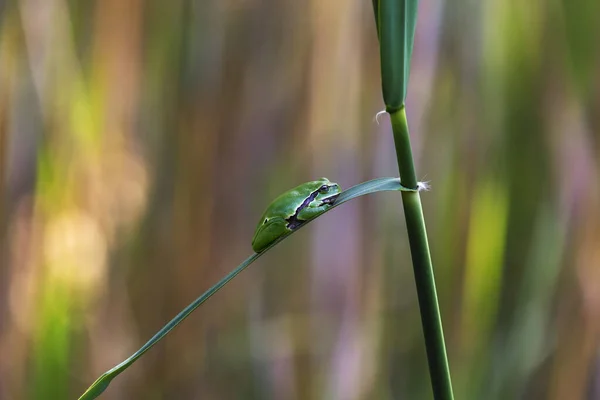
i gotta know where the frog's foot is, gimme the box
[286,216,303,230]
[320,194,339,206]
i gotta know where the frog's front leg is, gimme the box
[251,217,290,253]
[296,203,330,222]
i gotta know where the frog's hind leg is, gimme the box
[251,217,288,252]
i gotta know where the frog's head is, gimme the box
[313,177,341,205]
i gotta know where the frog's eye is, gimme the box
[319,185,329,193]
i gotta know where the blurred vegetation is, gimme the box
[0,0,599,399]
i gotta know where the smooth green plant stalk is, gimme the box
[390,107,454,400]
[374,0,453,396]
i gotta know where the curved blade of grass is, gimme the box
[79,177,416,400]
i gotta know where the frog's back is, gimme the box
[255,179,328,228]
[257,186,307,223]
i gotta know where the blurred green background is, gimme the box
[1,0,599,399]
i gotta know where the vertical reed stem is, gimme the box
[390,107,454,400]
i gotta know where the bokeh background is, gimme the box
[1,0,599,399]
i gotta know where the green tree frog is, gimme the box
[252,177,342,253]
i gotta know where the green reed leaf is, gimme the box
[78,177,416,400]
[375,0,419,111]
